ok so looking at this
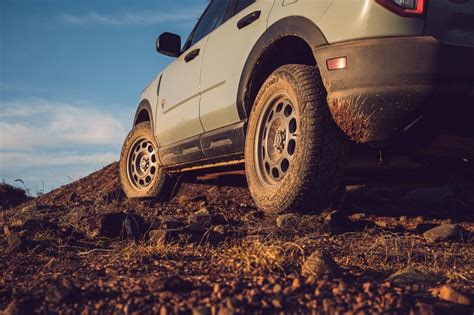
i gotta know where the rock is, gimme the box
[10,220,23,228]
[273,284,282,294]
[159,215,182,229]
[375,220,388,229]
[388,267,443,285]
[351,213,366,220]
[163,276,193,292]
[101,188,125,202]
[191,194,208,203]
[402,186,456,209]
[243,210,264,221]
[149,229,183,244]
[69,192,79,202]
[99,213,146,240]
[210,214,227,226]
[399,216,408,225]
[3,225,10,237]
[185,223,207,234]
[6,236,23,252]
[192,306,211,315]
[423,224,467,243]
[148,275,193,293]
[204,231,227,245]
[206,186,220,201]
[301,251,339,277]
[431,285,471,306]
[45,285,72,304]
[276,214,299,229]
[415,223,439,234]
[213,225,226,234]
[6,235,47,252]
[189,208,212,226]
[321,210,358,234]
[178,194,207,205]
[291,277,302,290]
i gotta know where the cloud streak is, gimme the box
[0,99,127,149]
[0,152,117,169]
[59,8,202,26]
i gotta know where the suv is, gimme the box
[120,0,474,213]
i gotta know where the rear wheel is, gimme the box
[120,122,177,200]
[245,64,348,213]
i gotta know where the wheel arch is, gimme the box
[236,16,328,120]
[133,99,154,131]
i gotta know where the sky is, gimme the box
[0,0,208,195]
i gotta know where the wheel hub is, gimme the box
[127,138,159,190]
[255,96,298,186]
[273,129,286,152]
[140,157,150,172]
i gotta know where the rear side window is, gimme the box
[190,0,230,47]
[235,0,255,15]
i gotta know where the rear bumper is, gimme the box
[315,36,474,145]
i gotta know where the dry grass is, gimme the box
[333,230,474,282]
[217,235,305,274]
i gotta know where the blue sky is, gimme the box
[0,0,208,195]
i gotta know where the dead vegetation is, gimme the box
[1,162,473,314]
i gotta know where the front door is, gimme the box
[155,0,231,165]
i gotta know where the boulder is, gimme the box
[321,210,358,234]
[99,213,146,240]
[159,215,183,229]
[431,285,471,306]
[210,214,227,226]
[301,251,340,277]
[188,208,212,226]
[149,229,183,244]
[423,224,467,243]
[388,267,443,285]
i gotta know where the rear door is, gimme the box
[199,0,276,133]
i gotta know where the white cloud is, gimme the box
[0,100,127,149]
[59,8,202,26]
[0,152,116,168]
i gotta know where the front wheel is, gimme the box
[245,64,348,214]
[119,122,177,200]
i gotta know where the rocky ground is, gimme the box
[1,163,473,314]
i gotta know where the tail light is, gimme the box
[376,0,426,17]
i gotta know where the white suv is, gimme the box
[120,0,474,213]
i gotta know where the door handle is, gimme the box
[237,11,261,29]
[184,49,200,63]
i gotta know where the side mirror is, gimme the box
[156,32,181,57]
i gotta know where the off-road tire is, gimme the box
[245,64,348,213]
[120,122,177,201]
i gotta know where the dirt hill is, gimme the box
[1,163,473,314]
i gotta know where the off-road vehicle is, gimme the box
[120,0,474,213]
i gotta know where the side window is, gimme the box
[234,0,255,15]
[189,0,230,47]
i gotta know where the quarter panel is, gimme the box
[318,0,424,43]
[267,0,334,27]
